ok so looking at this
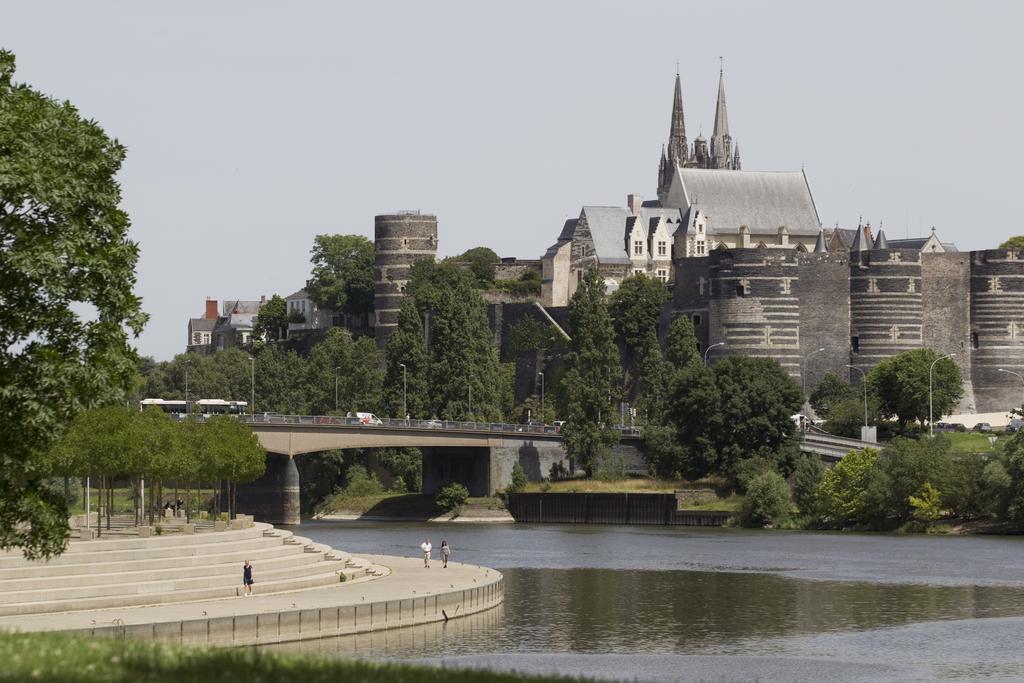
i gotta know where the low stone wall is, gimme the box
[68,575,504,647]
[506,493,733,526]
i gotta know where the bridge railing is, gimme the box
[237,414,643,437]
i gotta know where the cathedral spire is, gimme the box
[710,61,733,169]
[667,71,688,166]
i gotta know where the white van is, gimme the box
[355,412,383,426]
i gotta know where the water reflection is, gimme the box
[267,568,1024,660]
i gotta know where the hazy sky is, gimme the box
[5,1,1023,360]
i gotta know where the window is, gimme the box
[633,240,643,256]
[577,270,583,283]
[851,336,860,354]
[697,244,705,255]
[736,284,746,297]
[657,241,667,256]
[656,269,668,282]
[693,314,702,327]
[634,269,644,276]
[971,332,979,350]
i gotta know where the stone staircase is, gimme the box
[0,522,374,616]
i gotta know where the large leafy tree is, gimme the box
[449,246,500,288]
[253,345,309,415]
[560,269,621,475]
[868,349,962,430]
[305,234,375,318]
[0,51,147,558]
[306,328,382,415]
[809,373,857,419]
[251,294,288,342]
[668,356,803,481]
[383,298,430,418]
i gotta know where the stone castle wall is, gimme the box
[373,213,438,350]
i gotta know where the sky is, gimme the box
[4,1,1023,361]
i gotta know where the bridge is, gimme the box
[235,415,874,525]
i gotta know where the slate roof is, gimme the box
[188,318,216,333]
[222,300,263,315]
[669,168,821,236]
[581,206,632,265]
[285,289,309,301]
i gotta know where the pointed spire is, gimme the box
[712,61,730,139]
[814,228,828,253]
[873,229,889,250]
[667,72,688,165]
[732,140,741,170]
[850,223,873,252]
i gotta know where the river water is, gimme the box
[269,521,1024,682]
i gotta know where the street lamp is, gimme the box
[998,368,1024,407]
[399,363,407,419]
[537,371,545,423]
[846,364,869,431]
[183,358,192,413]
[248,357,255,416]
[704,342,725,367]
[801,347,826,397]
[929,353,956,437]
[334,366,342,413]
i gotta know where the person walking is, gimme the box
[440,539,451,568]
[420,538,432,568]
[242,559,254,596]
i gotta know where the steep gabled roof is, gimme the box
[581,206,632,265]
[665,168,821,236]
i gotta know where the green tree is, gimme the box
[0,50,147,558]
[609,275,669,392]
[999,235,1024,251]
[199,416,266,518]
[307,328,382,415]
[450,246,500,287]
[635,330,668,425]
[383,299,430,418]
[792,455,824,518]
[561,269,621,475]
[435,482,469,512]
[253,346,309,414]
[305,234,375,319]
[809,374,857,419]
[816,448,880,527]
[740,471,792,528]
[868,349,962,431]
[867,436,953,523]
[668,356,803,482]
[908,482,942,523]
[507,462,528,493]
[251,294,289,342]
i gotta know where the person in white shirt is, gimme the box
[420,538,432,568]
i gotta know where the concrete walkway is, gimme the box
[0,554,503,646]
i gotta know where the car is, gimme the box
[972,422,993,433]
[355,412,383,426]
[933,422,957,433]
[423,419,443,429]
[1007,419,1023,434]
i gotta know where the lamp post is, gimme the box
[334,366,341,413]
[467,379,472,420]
[399,363,407,419]
[929,353,956,437]
[998,368,1024,408]
[248,356,255,416]
[801,347,826,397]
[537,371,545,424]
[704,342,725,367]
[846,364,869,430]
[183,359,192,414]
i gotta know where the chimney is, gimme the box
[260,295,267,305]
[205,298,218,320]
[627,194,643,215]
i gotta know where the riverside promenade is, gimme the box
[0,521,503,647]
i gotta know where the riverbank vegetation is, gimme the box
[0,631,578,683]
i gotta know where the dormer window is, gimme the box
[633,240,643,256]
[657,241,667,256]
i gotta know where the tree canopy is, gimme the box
[251,294,288,342]
[560,269,621,475]
[449,247,500,288]
[0,50,147,558]
[999,235,1024,251]
[305,234,375,318]
[867,349,962,429]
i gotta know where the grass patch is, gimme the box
[521,477,696,494]
[945,432,1006,454]
[0,631,580,682]
[317,491,413,516]
[677,493,744,512]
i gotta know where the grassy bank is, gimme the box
[520,477,724,494]
[945,432,1007,454]
[0,631,579,682]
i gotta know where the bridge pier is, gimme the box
[235,453,301,526]
[422,447,492,497]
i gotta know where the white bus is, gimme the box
[139,398,248,417]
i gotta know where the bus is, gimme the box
[139,398,248,418]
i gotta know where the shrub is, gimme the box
[154,524,163,536]
[792,455,824,518]
[343,464,383,498]
[735,456,776,492]
[816,448,880,527]
[389,476,408,494]
[549,461,569,481]
[740,471,792,527]
[435,483,469,512]
[908,482,942,523]
[507,462,528,493]
[594,448,628,482]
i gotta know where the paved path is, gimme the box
[0,554,502,638]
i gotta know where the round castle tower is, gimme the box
[848,248,923,378]
[970,248,1024,412]
[373,212,438,350]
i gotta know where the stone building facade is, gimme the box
[672,246,1024,413]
